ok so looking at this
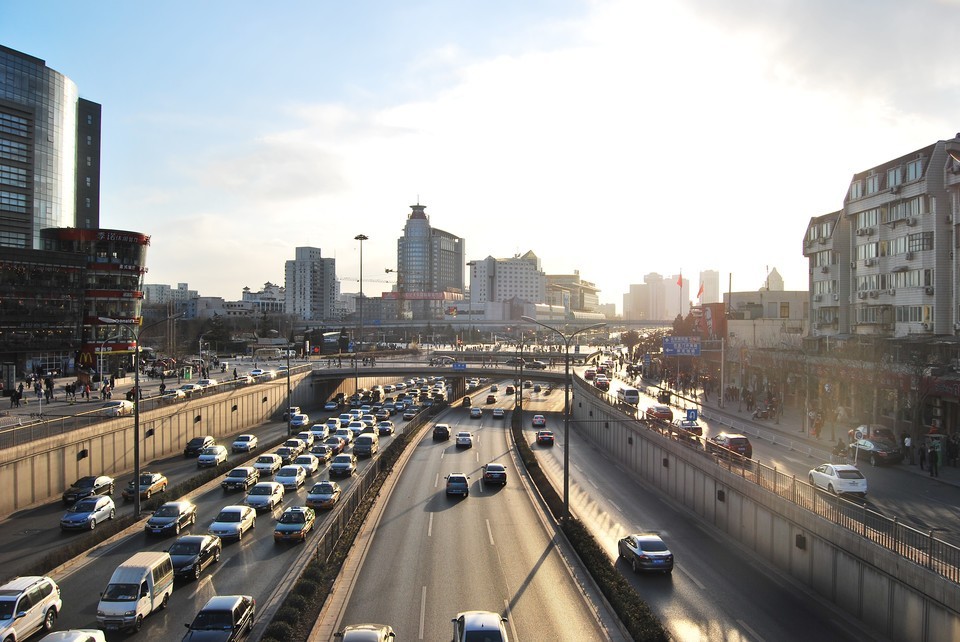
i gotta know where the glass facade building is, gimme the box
[392,204,464,320]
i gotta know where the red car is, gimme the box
[536,430,555,446]
[645,405,673,421]
[531,414,546,428]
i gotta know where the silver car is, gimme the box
[243,482,285,512]
[208,505,256,542]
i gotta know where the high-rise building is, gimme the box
[0,45,101,249]
[389,204,465,320]
[470,252,546,306]
[698,269,721,304]
[285,247,337,321]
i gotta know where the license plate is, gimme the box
[152,529,163,533]
[653,559,664,564]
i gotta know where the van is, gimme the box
[353,433,379,458]
[96,551,174,633]
[617,387,640,406]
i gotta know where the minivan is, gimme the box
[617,387,640,406]
[353,433,379,458]
[97,551,174,633]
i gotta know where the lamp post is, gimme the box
[354,234,368,393]
[286,344,293,436]
[97,334,122,390]
[100,314,182,518]
[521,316,606,521]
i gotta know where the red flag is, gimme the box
[697,283,704,299]
[676,274,683,287]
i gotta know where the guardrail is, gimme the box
[576,375,960,585]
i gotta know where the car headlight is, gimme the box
[97,610,105,617]
[124,610,136,617]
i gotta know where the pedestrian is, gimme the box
[904,434,913,465]
[929,445,939,477]
[919,442,926,470]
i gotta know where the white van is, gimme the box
[353,433,379,458]
[617,387,640,406]
[97,551,174,633]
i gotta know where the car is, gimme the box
[168,534,222,581]
[808,463,867,496]
[290,413,311,430]
[335,427,355,445]
[60,495,116,531]
[273,506,316,543]
[295,431,316,448]
[306,480,342,509]
[161,388,187,402]
[536,430,555,446]
[470,407,482,419]
[504,357,524,367]
[490,384,499,392]
[283,438,306,456]
[486,394,497,404]
[377,421,395,436]
[433,424,451,440]
[221,467,259,492]
[62,475,115,504]
[492,407,505,419]
[293,454,321,477]
[35,631,106,642]
[197,445,229,468]
[243,481,285,512]
[144,500,197,536]
[338,623,397,641]
[645,405,673,421]
[526,360,547,370]
[182,594,255,641]
[375,408,391,421]
[230,434,258,453]
[101,400,134,417]
[177,383,204,397]
[184,435,216,457]
[325,435,347,455]
[253,453,282,476]
[451,610,508,642]
[121,471,168,501]
[707,432,753,459]
[249,368,266,377]
[329,453,358,477]
[445,473,470,497]
[402,408,418,420]
[673,419,703,436]
[282,406,302,421]
[196,378,218,389]
[208,505,257,541]
[275,465,307,490]
[324,400,341,411]
[310,443,333,463]
[618,532,674,574]
[0,575,61,641]
[533,384,541,393]
[482,463,507,486]
[504,385,515,395]
[382,402,396,415]
[275,447,298,465]
[531,414,546,428]
[338,412,354,425]
[325,417,342,431]
[849,438,904,466]
[455,431,474,448]
[347,420,367,437]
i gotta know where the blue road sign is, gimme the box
[686,408,698,422]
[452,362,467,370]
[663,336,701,357]
[643,354,651,367]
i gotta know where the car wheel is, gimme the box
[174,522,181,535]
[870,454,878,467]
[214,548,221,563]
[144,489,151,500]
[193,564,202,580]
[808,474,815,486]
[237,527,243,541]
[108,484,115,495]
[89,519,96,531]
[160,593,169,609]
[109,508,116,520]
[251,517,256,529]
[192,513,198,525]
[828,484,836,495]
[133,615,143,632]
[631,557,638,573]
[42,607,56,631]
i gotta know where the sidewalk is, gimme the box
[647,380,960,490]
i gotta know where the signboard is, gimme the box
[663,336,701,356]
[643,354,651,367]
[452,362,467,370]
[686,408,698,422]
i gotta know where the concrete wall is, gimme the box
[572,381,960,642]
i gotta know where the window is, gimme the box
[779,302,790,318]
[908,232,933,252]
[849,180,863,200]
[856,242,879,260]
[887,167,902,188]
[856,208,880,228]
[906,158,923,181]
[866,174,880,194]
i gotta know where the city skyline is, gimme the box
[5,1,959,308]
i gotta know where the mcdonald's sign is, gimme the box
[78,350,95,367]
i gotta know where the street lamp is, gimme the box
[354,234,368,393]
[521,316,606,521]
[99,313,183,518]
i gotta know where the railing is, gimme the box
[578,375,960,585]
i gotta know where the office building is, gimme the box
[285,246,337,322]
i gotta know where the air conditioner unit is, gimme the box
[850,261,857,269]
[857,291,867,299]
[888,289,896,296]
[905,251,914,260]
[869,290,879,298]
[922,323,930,330]
[855,228,866,236]
[906,217,917,226]
[813,294,822,302]
[925,286,935,295]
[947,214,954,224]
[818,237,827,244]
[866,227,875,235]
[864,258,876,267]
[820,266,829,273]
[890,185,902,194]
[833,294,840,301]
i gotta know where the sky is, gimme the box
[4,0,960,313]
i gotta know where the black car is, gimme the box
[184,436,216,457]
[220,467,260,492]
[432,424,451,440]
[849,438,904,466]
[526,360,547,370]
[62,474,115,504]
[707,433,753,459]
[618,532,674,574]
[145,500,198,536]
[183,594,255,641]
[169,534,222,580]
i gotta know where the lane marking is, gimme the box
[419,586,427,640]
[434,473,439,488]
[504,599,519,642]
[677,566,706,590]
[588,478,598,489]
[610,500,622,513]
[737,618,765,642]
[428,513,433,537]
[486,519,495,546]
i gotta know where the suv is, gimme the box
[707,432,753,459]
[445,473,470,497]
[183,594,255,641]
[432,424,451,441]
[452,610,508,642]
[184,435,216,457]
[0,576,61,640]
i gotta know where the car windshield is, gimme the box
[101,583,139,601]
[135,475,153,486]
[279,511,305,524]
[333,456,351,464]
[168,540,201,555]
[190,610,234,631]
[0,598,14,620]
[188,438,205,447]
[313,483,334,494]
[227,470,247,478]
[215,511,241,522]
[249,486,272,495]
[837,469,865,480]
[295,457,312,464]
[200,447,219,455]
[154,504,181,517]
[257,456,276,464]
[278,467,299,476]
[68,499,99,512]
[235,436,251,442]
[72,477,95,488]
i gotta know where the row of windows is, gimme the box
[849,159,924,200]
[855,233,933,259]
[856,269,933,291]
[0,164,27,188]
[0,190,27,212]
[813,280,837,295]
[0,231,27,248]
[0,139,28,163]
[895,305,932,323]
[806,221,833,242]
[0,113,29,137]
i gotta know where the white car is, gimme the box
[324,400,341,411]
[335,427,355,444]
[243,481,284,511]
[231,434,258,453]
[347,421,366,437]
[290,414,311,429]
[101,400,134,417]
[338,413,354,425]
[455,431,474,448]
[469,407,482,419]
[196,378,218,388]
[208,505,256,541]
[36,631,107,642]
[275,465,307,490]
[310,425,331,441]
[325,417,342,431]
[492,408,505,419]
[808,463,867,497]
[197,445,228,468]
[249,369,265,377]
[293,454,320,477]
[295,431,315,448]
[253,453,282,476]
[452,610,509,642]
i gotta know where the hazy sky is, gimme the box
[5,0,960,311]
